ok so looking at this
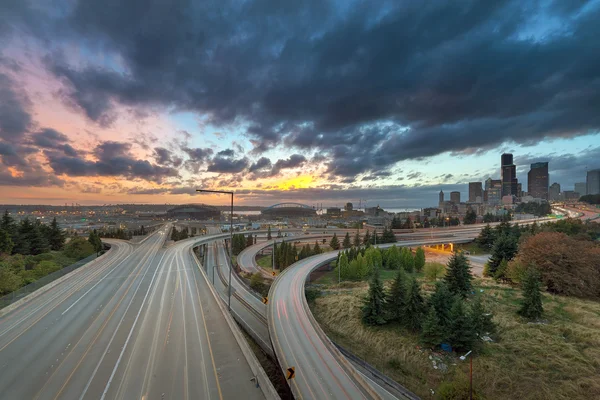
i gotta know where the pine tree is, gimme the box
[476,224,496,250]
[267,226,272,240]
[0,229,14,254]
[420,307,445,348]
[29,221,49,255]
[171,227,179,241]
[404,278,425,331]
[365,247,382,270]
[362,267,387,326]
[246,234,254,248]
[414,247,426,272]
[518,268,544,320]
[342,232,351,249]
[448,297,477,351]
[464,207,477,224]
[386,269,407,323]
[338,252,350,280]
[488,233,518,276]
[400,247,414,273]
[353,232,361,247]
[445,251,473,298]
[386,246,401,269]
[48,217,65,251]
[363,230,371,245]
[1,210,17,242]
[313,241,321,254]
[428,282,454,337]
[329,233,340,250]
[470,295,496,338]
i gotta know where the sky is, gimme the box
[0,0,599,208]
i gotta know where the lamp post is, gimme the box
[460,350,473,400]
[197,189,234,311]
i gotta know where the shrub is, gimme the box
[63,237,95,260]
[424,262,446,281]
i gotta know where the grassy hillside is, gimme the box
[309,277,600,399]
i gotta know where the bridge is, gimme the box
[261,202,317,218]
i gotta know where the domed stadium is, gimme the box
[167,204,221,220]
[261,203,317,218]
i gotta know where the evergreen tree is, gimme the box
[313,241,321,254]
[404,277,425,331]
[88,230,103,254]
[448,297,477,351]
[386,246,401,269]
[400,247,415,273]
[267,226,272,240]
[365,247,382,270]
[386,269,407,323]
[342,232,351,249]
[382,227,396,243]
[0,230,14,254]
[363,230,371,245]
[338,252,350,280]
[518,268,544,320]
[329,233,340,250]
[48,217,65,251]
[246,234,254,248]
[488,233,518,276]
[483,213,495,223]
[353,232,361,247]
[362,267,387,326]
[414,247,426,272]
[420,307,445,348]
[1,210,17,243]
[171,227,179,241]
[444,251,473,298]
[470,295,496,338]
[428,282,454,337]
[494,259,509,280]
[464,207,477,224]
[476,224,496,250]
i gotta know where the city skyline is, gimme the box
[1,1,600,207]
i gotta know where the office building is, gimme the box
[468,182,483,203]
[439,191,444,207]
[344,202,353,211]
[587,169,600,195]
[450,191,460,204]
[527,162,549,200]
[549,182,561,201]
[517,183,523,198]
[501,153,518,197]
[561,191,579,201]
[574,182,587,197]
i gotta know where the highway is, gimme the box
[0,226,267,400]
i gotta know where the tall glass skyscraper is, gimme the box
[527,162,549,200]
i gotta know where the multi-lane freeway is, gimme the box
[0,225,268,400]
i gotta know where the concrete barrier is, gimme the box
[190,249,280,400]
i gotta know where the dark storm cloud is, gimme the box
[216,149,235,158]
[271,154,307,175]
[154,147,183,167]
[182,146,213,163]
[46,140,179,183]
[31,128,79,156]
[207,156,249,173]
[0,73,32,142]
[4,0,600,180]
[249,157,272,173]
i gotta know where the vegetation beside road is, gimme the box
[0,211,101,296]
[310,277,600,400]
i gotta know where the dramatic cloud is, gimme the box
[207,156,249,174]
[31,128,78,156]
[0,73,31,141]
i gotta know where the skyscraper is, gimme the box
[527,162,549,200]
[468,182,483,203]
[450,191,460,203]
[587,169,600,195]
[439,190,444,207]
[501,153,518,197]
[574,182,587,197]
[549,182,561,201]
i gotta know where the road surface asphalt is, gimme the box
[0,226,264,400]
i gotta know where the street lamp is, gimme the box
[460,350,473,400]
[196,189,234,311]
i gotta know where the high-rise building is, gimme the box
[487,187,501,205]
[517,183,523,198]
[549,182,561,201]
[501,153,518,197]
[450,191,460,203]
[439,190,444,207]
[527,162,549,200]
[587,169,600,195]
[468,182,483,203]
[574,182,587,197]
[344,202,353,211]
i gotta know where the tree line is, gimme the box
[1,211,65,256]
[335,245,426,281]
[170,226,200,242]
